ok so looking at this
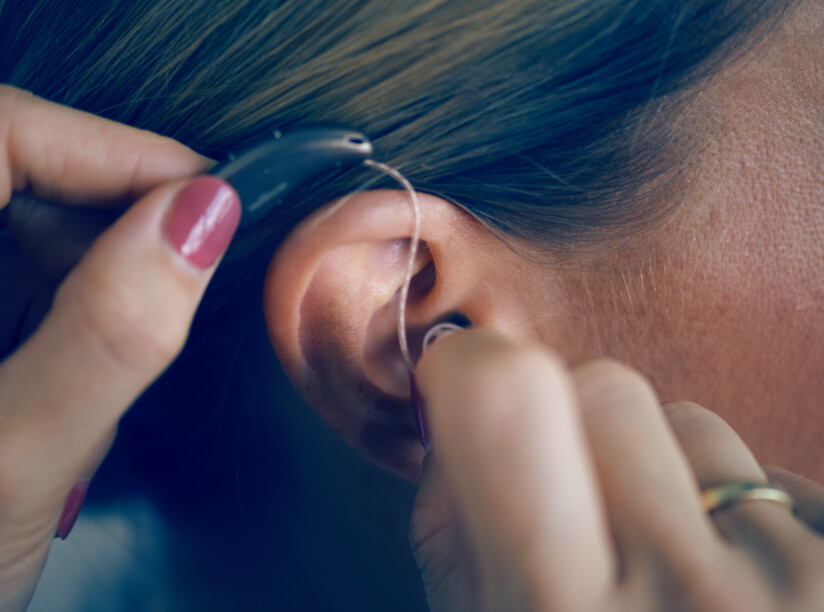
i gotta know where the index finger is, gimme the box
[0,85,211,207]
[415,329,613,610]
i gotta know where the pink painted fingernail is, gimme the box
[409,372,431,452]
[56,479,90,540]
[163,177,241,269]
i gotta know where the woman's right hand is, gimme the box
[411,329,824,611]
[0,85,240,610]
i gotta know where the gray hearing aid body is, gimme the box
[211,126,373,230]
[1,126,373,282]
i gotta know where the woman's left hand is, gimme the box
[410,329,824,611]
[0,86,227,611]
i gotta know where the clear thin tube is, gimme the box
[361,159,421,372]
[307,160,422,371]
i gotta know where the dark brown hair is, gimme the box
[0,0,794,315]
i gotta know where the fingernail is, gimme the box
[163,176,241,269]
[55,479,90,540]
[409,372,431,452]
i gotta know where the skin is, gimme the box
[576,3,824,480]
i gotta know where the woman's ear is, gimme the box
[262,189,548,478]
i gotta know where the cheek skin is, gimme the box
[577,194,824,482]
[555,13,824,480]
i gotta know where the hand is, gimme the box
[0,86,240,610]
[410,329,824,611]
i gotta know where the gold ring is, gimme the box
[701,482,795,514]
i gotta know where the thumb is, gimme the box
[410,453,477,612]
[0,176,240,514]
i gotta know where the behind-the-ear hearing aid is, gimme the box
[0,125,373,282]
